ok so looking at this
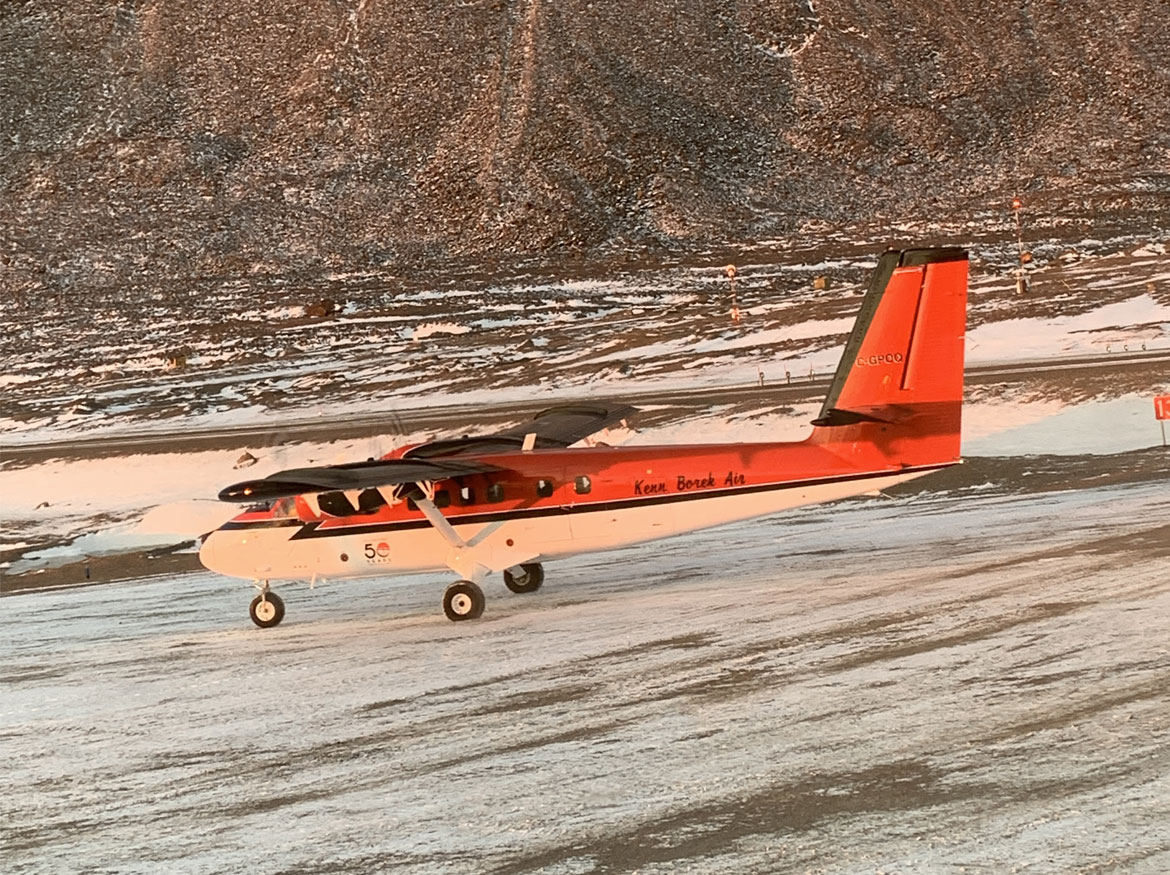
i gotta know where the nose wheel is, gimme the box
[249,582,285,628]
[443,581,485,621]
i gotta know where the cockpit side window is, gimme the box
[358,488,387,514]
[319,491,359,516]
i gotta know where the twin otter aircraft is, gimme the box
[201,247,968,627]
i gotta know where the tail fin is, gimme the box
[809,247,968,468]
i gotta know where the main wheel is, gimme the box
[503,563,544,594]
[249,592,285,628]
[443,581,485,621]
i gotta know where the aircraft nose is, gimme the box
[199,527,263,580]
[199,532,222,574]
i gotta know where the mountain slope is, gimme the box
[2,0,1168,289]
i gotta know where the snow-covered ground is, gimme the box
[3,239,1169,872]
[3,465,1168,874]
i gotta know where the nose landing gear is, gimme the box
[249,581,285,628]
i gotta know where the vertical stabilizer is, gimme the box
[809,248,968,467]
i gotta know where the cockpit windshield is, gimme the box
[272,497,297,519]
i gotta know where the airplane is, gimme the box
[200,246,968,627]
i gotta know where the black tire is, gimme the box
[249,592,285,628]
[443,581,485,621]
[503,563,544,594]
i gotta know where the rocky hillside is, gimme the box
[3,0,1169,292]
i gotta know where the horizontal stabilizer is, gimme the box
[810,407,891,427]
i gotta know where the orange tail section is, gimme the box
[808,248,968,469]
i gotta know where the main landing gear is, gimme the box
[249,581,285,628]
[441,562,545,622]
[443,581,486,621]
[503,563,545,594]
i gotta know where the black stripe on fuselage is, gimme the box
[219,518,305,531]
[213,462,954,541]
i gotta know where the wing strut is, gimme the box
[411,490,467,551]
[407,485,488,584]
[406,483,540,584]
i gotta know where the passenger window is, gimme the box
[487,483,505,503]
[459,485,475,505]
[536,479,555,498]
[574,475,592,495]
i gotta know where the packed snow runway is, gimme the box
[5,462,1169,874]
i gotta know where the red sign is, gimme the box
[1156,395,1170,421]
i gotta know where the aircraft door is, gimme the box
[527,466,574,550]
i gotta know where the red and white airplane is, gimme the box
[200,247,968,627]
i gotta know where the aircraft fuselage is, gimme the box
[199,440,944,582]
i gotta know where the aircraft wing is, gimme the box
[218,403,636,502]
[404,403,638,458]
[496,403,637,444]
[218,458,501,502]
